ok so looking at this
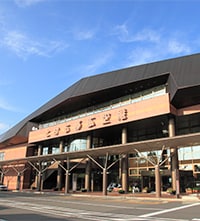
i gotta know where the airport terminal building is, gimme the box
[1,53,200,197]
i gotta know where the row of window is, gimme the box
[130,163,200,176]
[39,141,200,167]
[39,85,166,129]
[42,139,87,155]
[129,146,200,162]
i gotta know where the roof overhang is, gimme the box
[1,132,200,166]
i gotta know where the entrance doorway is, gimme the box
[141,170,171,192]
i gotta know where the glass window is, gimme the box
[52,147,60,154]
[42,147,48,155]
[39,84,167,128]
[0,152,5,161]
[179,164,193,170]
[69,139,87,152]
[129,169,138,175]
[179,146,200,160]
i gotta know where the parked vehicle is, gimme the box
[0,184,8,191]
[107,183,121,192]
[185,181,200,193]
[132,186,140,193]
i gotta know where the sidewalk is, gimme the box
[72,191,200,201]
[20,189,200,201]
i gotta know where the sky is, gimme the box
[0,0,200,135]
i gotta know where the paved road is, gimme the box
[0,191,200,221]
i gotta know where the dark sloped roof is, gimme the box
[1,53,200,144]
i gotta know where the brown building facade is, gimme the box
[1,53,200,196]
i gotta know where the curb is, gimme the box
[13,190,200,202]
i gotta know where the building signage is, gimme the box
[45,108,128,138]
[29,94,170,143]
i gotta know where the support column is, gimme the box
[59,140,64,153]
[85,161,91,191]
[64,157,70,194]
[102,168,108,196]
[0,172,4,184]
[91,173,94,192]
[72,173,77,192]
[65,170,70,194]
[38,145,42,156]
[121,156,128,193]
[36,145,42,190]
[155,165,161,198]
[37,171,43,191]
[16,172,21,190]
[85,135,91,191]
[57,164,63,191]
[57,140,64,190]
[121,127,128,193]
[168,118,179,191]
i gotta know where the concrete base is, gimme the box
[182,194,200,201]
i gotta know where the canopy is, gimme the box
[1,132,200,166]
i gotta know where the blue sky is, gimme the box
[0,0,200,135]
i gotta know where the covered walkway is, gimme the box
[1,132,200,198]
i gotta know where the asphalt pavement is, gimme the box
[0,191,200,221]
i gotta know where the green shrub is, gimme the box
[166,188,176,195]
[118,189,125,194]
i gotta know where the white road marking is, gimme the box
[0,198,190,221]
[17,196,163,211]
[140,202,200,218]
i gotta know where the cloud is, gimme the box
[74,30,95,41]
[168,39,191,54]
[112,23,192,67]
[126,48,158,67]
[78,51,114,76]
[0,30,68,59]
[113,24,160,43]
[0,122,9,131]
[0,97,17,112]
[126,38,192,67]
[14,0,46,7]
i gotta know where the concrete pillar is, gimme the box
[122,127,127,144]
[85,135,91,191]
[59,140,64,153]
[86,135,92,150]
[72,173,77,192]
[38,145,42,156]
[85,161,91,191]
[65,170,70,194]
[37,171,43,191]
[121,156,128,193]
[91,173,94,192]
[57,140,64,191]
[121,128,128,193]
[0,172,4,184]
[35,146,42,191]
[155,165,161,198]
[16,173,21,190]
[168,117,179,191]
[102,168,108,196]
[57,164,62,190]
